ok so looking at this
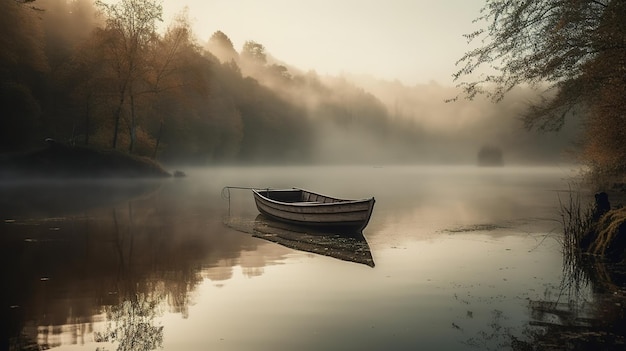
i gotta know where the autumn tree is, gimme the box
[454,0,626,173]
[241,40,267,66]
[146,14,214,160]
[95,0,163,152]
[61,27,114,147]
[206,31,239,64]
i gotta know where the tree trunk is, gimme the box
[84,99,90,146]
[153,119,163,159]
[112,95,124,149]
[128,86,136,154]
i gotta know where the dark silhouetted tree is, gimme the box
[0,0,47,151]
[39,0,100,145]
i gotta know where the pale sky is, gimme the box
[161,0,485,85]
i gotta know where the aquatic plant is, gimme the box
[558,187,594,268]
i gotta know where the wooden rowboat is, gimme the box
[252,188,375,233]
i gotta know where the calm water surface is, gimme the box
[1,165,585,350]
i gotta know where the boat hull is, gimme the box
[252,189,375,233]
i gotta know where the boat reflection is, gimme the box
[251,215,375,267]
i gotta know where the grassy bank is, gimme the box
[0,142,171,179]
[560,173,626,265]
[522,182,626,350]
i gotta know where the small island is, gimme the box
[0,141,171,179]
[477,145,504,167]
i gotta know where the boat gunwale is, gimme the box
[252,188,374,207]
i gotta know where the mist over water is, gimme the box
[1,165,587,350]
[0,2,598,349]
[203,27,580,167]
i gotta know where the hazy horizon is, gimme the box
[2,0,581,166]
[160,0,485,86]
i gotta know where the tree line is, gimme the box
[2,0,589,166]
[1,0,429,165]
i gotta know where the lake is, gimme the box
[1,165,592,350]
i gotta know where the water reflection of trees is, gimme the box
[92,203,165,351]
[95,292,164,351]
[0,182,269,350]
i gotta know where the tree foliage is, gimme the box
[206,30,239,64]
[455,0,626,172]
[95,0,163,151]
[241,40,267,66]
[0,0,573,166]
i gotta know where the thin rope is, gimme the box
[221,186,258,199]
[221,186,271,215]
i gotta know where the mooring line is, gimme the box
[221,186,271,215]
[220,186,264,201]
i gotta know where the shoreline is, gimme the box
[0,143,171,179]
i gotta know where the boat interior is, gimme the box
[258,189,342,204]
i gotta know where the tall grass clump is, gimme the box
[557,186,596,296]
[558,183,626,294]
[559,187,594,260]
